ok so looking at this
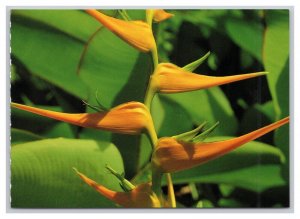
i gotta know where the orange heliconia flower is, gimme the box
[86,9,156,53]
[152,117,289,173]
[11,102,155,136]
[151,63,268,93]
[153,9,174,22]
[74,169,161,208]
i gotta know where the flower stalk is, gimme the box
[166,173,176,207]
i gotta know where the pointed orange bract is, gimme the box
[151,63,268,93]
[86,9,156,53]
[75,169,161,208]
[153,117,289,173]
[153,9,174,22]
[11,102,155,136]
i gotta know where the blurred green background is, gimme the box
[10,9,289,208]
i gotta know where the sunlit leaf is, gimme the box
[11,138,124,208]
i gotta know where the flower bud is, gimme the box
[11,102,155,136]
[152,117,289,173]
[153,10,174,22]
[86,9,156,53]
[74,169,161,208]
[151,63,268,93]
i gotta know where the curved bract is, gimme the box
[151,63,268,93]
[11,102,155,136]
[153,117,289,173]
[86,9,156,53]
[74,169,161,208]
[153,9,174,22]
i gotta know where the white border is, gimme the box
[1,0,299,218]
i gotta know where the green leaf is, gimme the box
[42,123,75,139]
[239,102,275,144]
[179,165,285,193]
[11,11,89,99]
[218,198,243,207]
[262,10,289,180]
[79,129,112,142]
[161,87,238,136]
[195,199,214,208]
[274,123,289,180]
[182,51,210,72]
[254,101,276,122]
[77,27,152,108]
[11,128,44,145]
[11,10,102,42]
[263,10,289,118]
[191,121,219,143]
[11,64,20,83]
[151,94,193,137]
[173,122,207,142]
[219,184,235,197]
[225,18,263,61]
[176,10,230,30]
[11,138,124,208]
[125,10,146,20]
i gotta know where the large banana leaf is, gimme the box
[11,138,124,208]
[11,11,90,99]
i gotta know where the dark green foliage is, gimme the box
[10,9,289,208]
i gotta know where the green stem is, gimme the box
[146,9,158,68]
[144,9,176,207]
[151,45,159,68]
[118,10,130,21]
[147,125,158,147]
[144,78,156,109]
[166,173,176,207]
[151,164,163,201]
[146,9,154,28]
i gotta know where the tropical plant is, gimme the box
[11,9,289,208]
